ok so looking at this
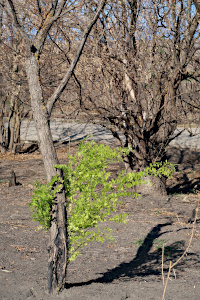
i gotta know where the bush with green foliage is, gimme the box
[29,140,175,261]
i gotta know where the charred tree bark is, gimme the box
[0,99,6,154]
[8,95,21,154]
[9,170,17,187]
[0,73,7,154]
[26,56,68,293]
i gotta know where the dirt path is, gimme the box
[0,147,200,300]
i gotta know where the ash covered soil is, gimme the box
[0,145,200,300]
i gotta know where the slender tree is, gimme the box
[0,0,107,293]
[0,73,6,154]
[0,7,30,154]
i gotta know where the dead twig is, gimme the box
[162,243,165,286]
[162,198,199,300]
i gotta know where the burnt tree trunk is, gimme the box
[8,96,21,153]
[0,73,7,154]
[0,101,6,154]
[26,56,68,293]
[7,54,22,154]
[9,170,17,187]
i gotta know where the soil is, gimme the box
[0,144,200,300]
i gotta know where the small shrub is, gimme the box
[29,140,175,262]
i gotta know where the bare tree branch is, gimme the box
[36,0,42,16]
[193,0,200,14]
[34,0,67,55]
[5,0,31,52]
[46,0,107,116]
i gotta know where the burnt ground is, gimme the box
[0,145,200,300]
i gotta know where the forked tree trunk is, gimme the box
[26,56,68,293]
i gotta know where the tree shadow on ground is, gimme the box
[66,222,199,288]
[167,147,200,168]
[166,147,200,194]
[52,125,115,146]
[167,176,200,194]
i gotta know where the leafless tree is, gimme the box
[78,0,200,192]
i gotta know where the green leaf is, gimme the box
[29,139,175,262]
